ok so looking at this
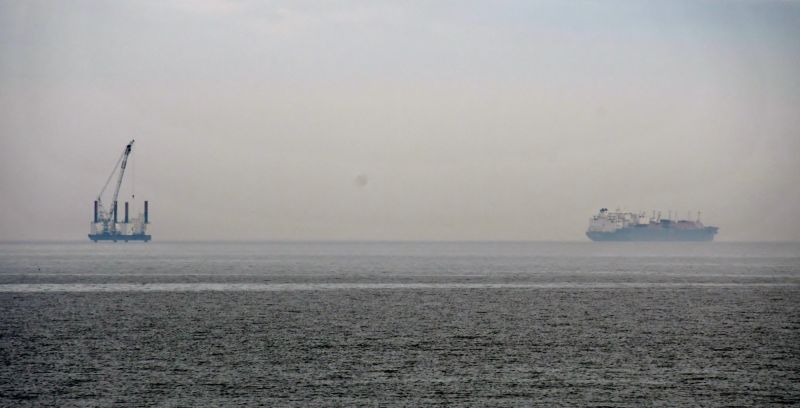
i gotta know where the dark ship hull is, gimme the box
[586,226,718,242]
[88,233,151,242]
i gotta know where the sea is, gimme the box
[1,241,798,406]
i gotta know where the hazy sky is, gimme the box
[1,0,799,241]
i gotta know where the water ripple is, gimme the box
[0,281,796,292]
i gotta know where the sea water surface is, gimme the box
[1,241,798,406]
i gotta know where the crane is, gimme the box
[95,140,134,233]
[89,140,150,242]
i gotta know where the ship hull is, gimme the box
[88,233,151,242]
[586,227,717,242]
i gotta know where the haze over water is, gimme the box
[1,241,798,405]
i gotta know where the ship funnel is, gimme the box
[94,201,98,223]
[124,202,129,223]
[144,201,149,224]
[113,201,118,223]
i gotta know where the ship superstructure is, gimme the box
[586,208,717,241]
[88,140,151,242]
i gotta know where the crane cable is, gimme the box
[98,149,126,201]
[131,147,136,214]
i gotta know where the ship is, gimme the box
[586,208,718,241]
[88,140,151,242]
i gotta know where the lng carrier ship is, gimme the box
[586,208,718,241]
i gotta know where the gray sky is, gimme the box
[1,0,799,241]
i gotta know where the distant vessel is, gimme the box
[88,140,151,242]
[586,208,718,241]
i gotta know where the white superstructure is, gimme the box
[587,208,651,233]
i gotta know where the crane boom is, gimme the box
[110,140,135,211]
[95,140,134,232]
